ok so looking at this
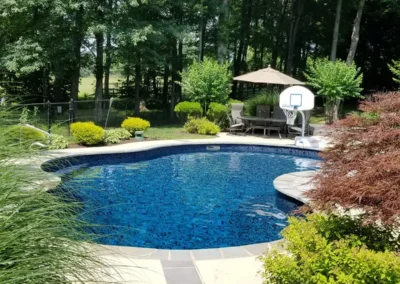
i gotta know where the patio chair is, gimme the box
[288,110,314,136]
[226,103,245,134]
[268,106,287,137]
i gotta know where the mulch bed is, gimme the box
[68,138,157,149]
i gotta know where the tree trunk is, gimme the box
[217,0,229,63]
[104,32,112,99]
[95,32,104,123]
[178,40,183,101]
[286,0,305,75]
[346,0,366,65]
[163,62,169,108]
[53,75,63,102]
[271,0,288,69]
[170,40,178,120]
[134,64,141,116]
[330,0,342,61]
[42,67,50,102]
[71,5,84,103]
[199,1,205,62]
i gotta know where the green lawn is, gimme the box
[145,125,216,140]
[79,76,124,97]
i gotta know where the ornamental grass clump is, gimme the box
[0,110,110,283]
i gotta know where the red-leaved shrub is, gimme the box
[308,92,400,224]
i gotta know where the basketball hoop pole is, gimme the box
[299,110,306,137]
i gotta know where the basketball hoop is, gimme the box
[283,109,297,125]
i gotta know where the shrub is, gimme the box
[244,90,279,116]
[174,101,203,122]
[304,58,363,123]
[8,125,46,144]
[121,117,151,134]
[206,102,227,128]
[104,128,132,144]
[47,134,69,150]
[184,117,220,135]
[308,92,400,224]
[181,58,232,110]
[70,121,104,145]
[388,60,400,87]
[262,214,400,284]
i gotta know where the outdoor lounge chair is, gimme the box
[227,103,245,134]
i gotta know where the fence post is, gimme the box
[47,100,51,134]
[68,99,74,136]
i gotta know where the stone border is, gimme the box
[273,171,317,204]
[37,137,320,260]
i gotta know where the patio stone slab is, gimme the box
[163,267,202,284]
[191,248,223,260]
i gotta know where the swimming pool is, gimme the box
[44,144,320,249]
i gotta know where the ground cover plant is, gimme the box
[0,110,109,283]
[262,92,400,283]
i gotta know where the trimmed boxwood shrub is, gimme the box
[206,102,228,128]
[174,101,203,122]
[184,117,220,135]
[70,122,104,145]
[121,117,150,134]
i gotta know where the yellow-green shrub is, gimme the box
[174,101,203,122]
[184,117,220,135]
[8,125,46,145]
[207,102,228,128]
[70,122,104,145]
[261,214,400,284]
[121,117,150,134]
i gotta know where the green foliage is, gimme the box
[47,134,69,150]
[104,128,132,144]
[388,60,400,86]
[174,101,203,122]
[121,117,151,134]
[262,214,400,284]
[0,109,107,283]
[244,91,279,116]
[8,125,46,145]
[184,117,220,135]
[181,58,232,109]
[305,58,364,101]
[70,122,104,145]
[206,102,228,128]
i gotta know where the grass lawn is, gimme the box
[145,125,215,140]
[79,76,124,96]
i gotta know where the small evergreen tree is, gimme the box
[388,60,400,87]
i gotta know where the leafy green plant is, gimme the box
[47,134,69,149]
[184,117,220,135]
[8,125,46,145]
[206,102,227,128]
[104,128,132,144]
[121,117,151,134]
[388,60,400,87]
[174,101,203,122]
[70,121,104,145]
[244,90,279,116]
[304,58,363,124]
[181,58,232,112]
[261,214,400,284]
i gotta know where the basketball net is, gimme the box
[283,109,297,125]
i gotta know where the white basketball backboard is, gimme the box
[279,86,315,111]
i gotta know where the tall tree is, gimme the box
[217,0,229,63]
[330,0,343,61]
[286,0,305,75]
[346,0,366,65]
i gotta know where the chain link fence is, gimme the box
[6,99,170,136]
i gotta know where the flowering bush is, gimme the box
[121,117,150,134]
[70,122,104,145]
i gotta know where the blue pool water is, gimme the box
[48,145,320,249]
